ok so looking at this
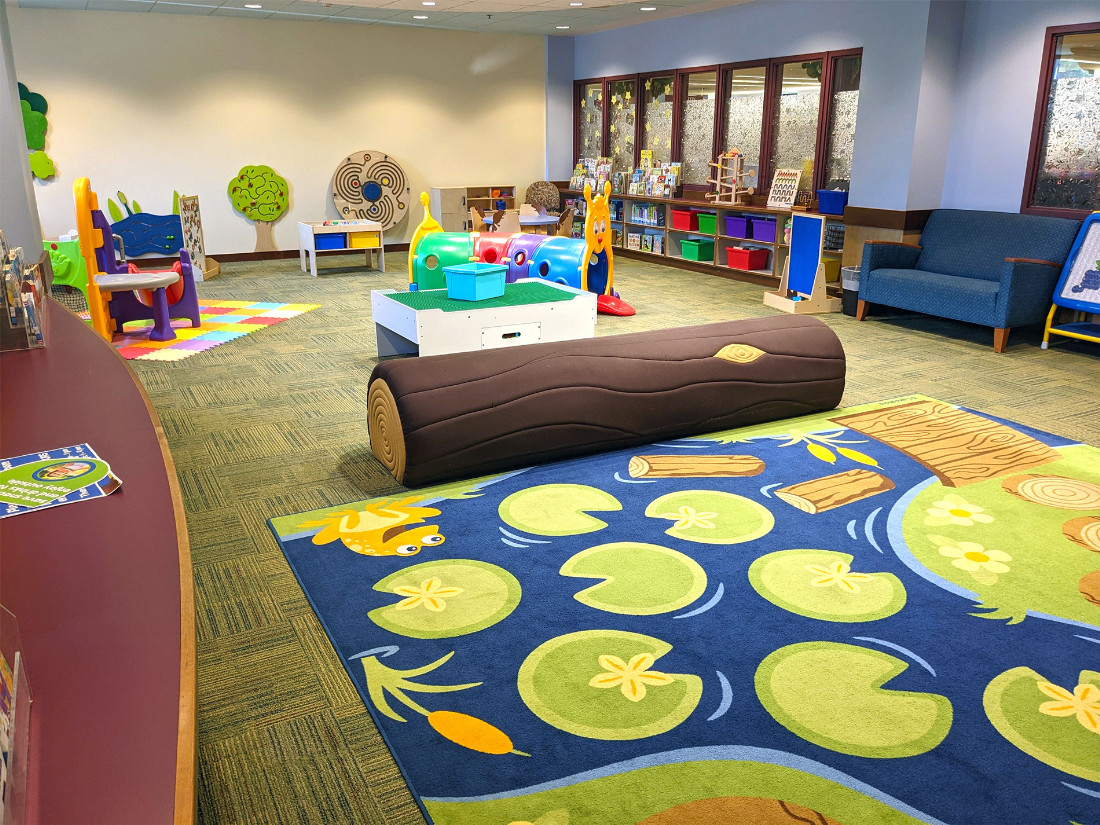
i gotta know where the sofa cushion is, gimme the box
[915,209,1081,282]
[861,268,999,324]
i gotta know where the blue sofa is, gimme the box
[856,209,1081,352]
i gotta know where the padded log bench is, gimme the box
[368,315,846,487]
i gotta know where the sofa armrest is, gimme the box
[996,258,1062,328]
[860,241,922,274]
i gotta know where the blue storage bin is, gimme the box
[443,262,507,301]
[315,233,347,250]
[817,189,849,216]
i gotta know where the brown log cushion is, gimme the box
[368,315,845,487]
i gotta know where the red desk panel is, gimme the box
[1,299,195,825]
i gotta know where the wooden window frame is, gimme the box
[1020,21,1100,219]
[573,49,863,199]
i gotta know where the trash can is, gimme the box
[841,266,860,317]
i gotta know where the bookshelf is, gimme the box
[560,188,846,286]
[429,185,517,232]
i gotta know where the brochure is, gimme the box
[0,444,122,519]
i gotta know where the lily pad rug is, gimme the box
[269,395,1100,825]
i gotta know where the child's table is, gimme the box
[298,219,385,277]
[371,279,596,357]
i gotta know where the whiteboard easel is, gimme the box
[763,213,840,314]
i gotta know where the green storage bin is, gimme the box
[696,212,717,234]
[680,239,715,262]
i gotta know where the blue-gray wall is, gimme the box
[568,0,1099,214]
[545,35,575,181]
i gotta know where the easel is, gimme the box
[706,149,755,205]
[763,212,840,314]
[1042,212,1100,349]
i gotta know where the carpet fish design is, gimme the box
[270,396,1100,825]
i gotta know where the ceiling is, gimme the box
[15,0,751,35]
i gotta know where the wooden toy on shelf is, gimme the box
[706,149,756,205]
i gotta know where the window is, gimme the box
[608,78,637,175]
[767,59,823,190]
[721,64,766,183]
[574,49,861,198]
[1023,23,1100,217]
[577,81,604,160]
[823,53,861,187]
[678,69,717,186]
[641,74,675,166]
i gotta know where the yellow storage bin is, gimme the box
[349,232,381,249]
[823,258,841,282]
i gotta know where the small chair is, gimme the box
[74,177,201,343]
[495,211,521,234]
[469,206,486,233]
[489,209,506,232]
[555,207,575,237]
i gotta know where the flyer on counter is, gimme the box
[0,444,121,519]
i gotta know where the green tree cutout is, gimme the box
[228,165,289,252]
[19,82,55,180]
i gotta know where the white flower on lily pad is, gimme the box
[931,535,1010,586]
[656,505,718,530]
[589,653,673,702]
[925,493,994,527]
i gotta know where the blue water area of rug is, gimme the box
[272,402,1099,825]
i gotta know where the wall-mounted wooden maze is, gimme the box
[331,151,410,231]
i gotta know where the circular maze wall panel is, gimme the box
[331,151,410,230]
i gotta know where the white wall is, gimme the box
[7,7,548,254]
[1,0,42,254]
[573,0,933,212]
[942,0,1100,212]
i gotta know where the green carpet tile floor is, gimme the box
[129,253,1100,825]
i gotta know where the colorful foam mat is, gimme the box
[106,301,319,361]
[269,395,1100,825]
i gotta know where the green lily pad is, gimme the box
[369,559,521,639]
[645,490,774,544]
[561,542,707,615]
[748,549,906,622]
[499,484,621,536]
[756,642,953,758]
[983,667,1100,783]
[517,630,702,740]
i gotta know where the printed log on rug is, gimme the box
[831,399,1059,487]
[774,469,895,513]
[369,316,845,487]
[628,454,765,478]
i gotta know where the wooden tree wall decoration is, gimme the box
[228,165,289,252]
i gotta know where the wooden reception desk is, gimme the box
[0,299,195,824]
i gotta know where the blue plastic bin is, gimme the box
[817,189,849,216]
[749,217,776,243]
[315,233,347,250]
[443,262,507,301]
[725,215,749,238]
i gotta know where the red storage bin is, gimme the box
[726,246,769,270]
[670,209,698,231]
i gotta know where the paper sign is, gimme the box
[0,444,121,518]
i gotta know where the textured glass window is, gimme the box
[642,75,674,165]
[609,79,637,174]
[769,60,822,189]
[824,55,860,187]
[1032,30,1100,212]
[578,82,603,157]
[679,70,717,185]
[721,65,766,184]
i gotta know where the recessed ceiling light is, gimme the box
[421,2,435,5]
[640,5,656,9]
[413,14,428,18]
[244,4,262,7]
[556,24,569,28]
[569,2,582,5]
